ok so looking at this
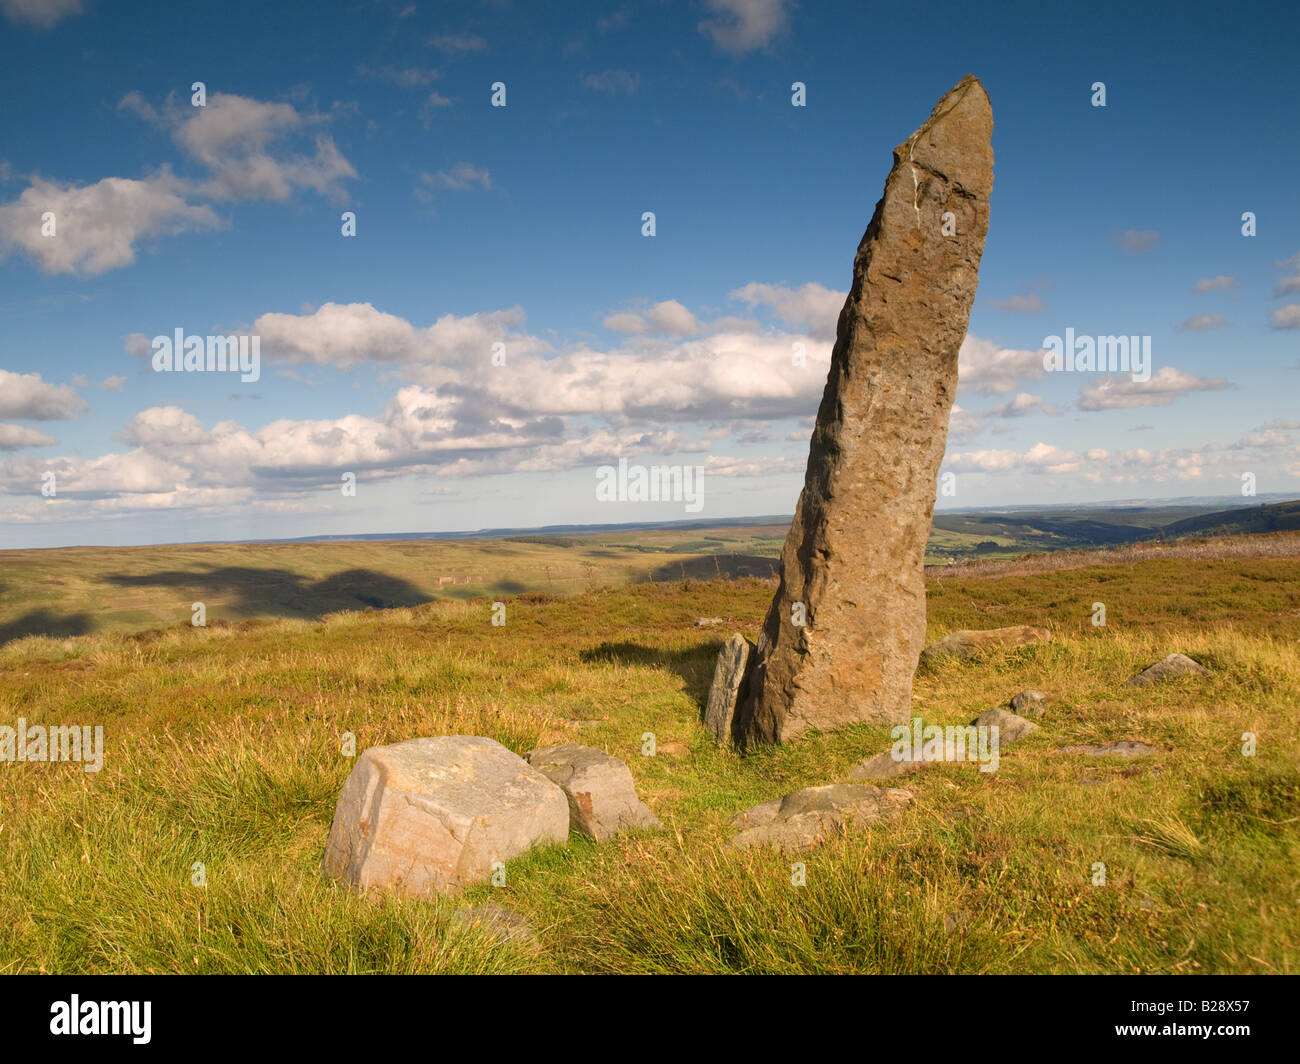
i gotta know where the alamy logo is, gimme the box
[1042,328,1151,382]
[891,718,1000,773]
[1,719,103,772]
[595,457,704,514]
[151,328,260,382]
[50,996,151,1044]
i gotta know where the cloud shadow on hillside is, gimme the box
[101,566,433,622]
[0,608,94,647]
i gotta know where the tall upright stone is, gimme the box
[734,76,994,746]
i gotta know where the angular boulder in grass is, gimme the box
[730,783,913,853]
[1009,689,1049,717]
[525,743,659,841]
[703,633,754,742]
[322,736,569,899]
[920,626,1052,664]
[971,706,1040,744]
[1124,653,1210,687]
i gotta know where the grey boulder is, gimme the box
[525,743,659,841]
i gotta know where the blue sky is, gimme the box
[0,0,1297,548]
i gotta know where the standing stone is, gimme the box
[734,76,994,746]
[703,633,754,742]
[322,736,569,898]
[525,743,659,841]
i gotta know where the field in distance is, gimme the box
[1,498,1297,645]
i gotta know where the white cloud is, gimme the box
[1077,366,1230,410]
[956,335,1045,396]
[986,392,1058,418]
[1193,275,1238,294]
[603,299,700,336]
[1271,304,1300,330]
[0,423,57,449]
[0,173,219,276]
[0,369,88,420]
[699,0,790,53]
[729,281,843,341]
[1176,313,1226,332]
[0,0,82,30]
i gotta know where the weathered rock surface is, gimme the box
[449,903,537,946]
[920,626,1052,664]
[1125,653,1210,687]
[848,748,926,782]
[1009,689,1049,716]
[525,743,658,841]
[1062,741,1156,758]
[971,706,1040,744]
[703,633,754,742]
[733,76,994,747]
[730,783,913,852]
[322,736,569,898]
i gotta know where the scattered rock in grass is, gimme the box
[450,903,537,946]
[920,626,1052,664]
[565,719,606,730]
[694,617,724,627]
[1009,689,1049,717]
[848,748,925,782]
[729,783,913,853]
[1124,653,1209,687]
[1061,740,1156,758]
[656,741,692,761]
[703,632,754,742]
[970,706,1040,744]
[525,743,659,841]
[322,736,569,899]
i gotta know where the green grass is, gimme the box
[1,551,1297,974]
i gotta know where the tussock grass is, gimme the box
[1,554,1297,974]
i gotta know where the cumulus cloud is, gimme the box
[602,299,700,336]
[1193,275,1238,294]
[985,392,1058,418]
[0,423,58,449]
[0,369,88,420]
[0,173,220,275]
[1272,304,1300,330]
[0,0,82,29]
[956,335,1046,396]
[1176,313,1226,332]
[729,281,843,341]
[1077,366,1230,410]
[699,0,790,53]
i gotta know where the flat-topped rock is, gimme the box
[730,783,913,852]
[525,743,658,841]
[847,748,926,781]
[322,736,569,898]
[733,76,995,746]
[921,626,1052,663]
[1125,653,1209,687]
